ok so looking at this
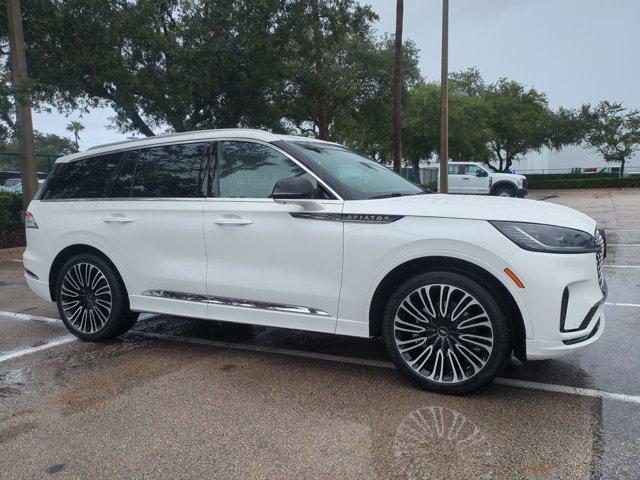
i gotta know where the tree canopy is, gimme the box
[404,68,586,171]
[581,101,640,175]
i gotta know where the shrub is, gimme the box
[0,193,23,232]
[528,176,640,190]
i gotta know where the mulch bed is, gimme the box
[0,230,25,249]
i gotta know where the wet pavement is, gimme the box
[1,189,640,479]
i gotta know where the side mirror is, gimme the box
[476,169,488,177]
[272,177,315,200]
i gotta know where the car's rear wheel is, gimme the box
[383,271,511,394]
[55,253,137,341]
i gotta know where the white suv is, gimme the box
[442,162,528,197]
[24,129,606,393]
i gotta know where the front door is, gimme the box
[464,165,491,194]
[203,140,343,333]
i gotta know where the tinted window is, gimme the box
[109,152,137,198]
[131,143,206,198]
[41,152,122,200]
[219,141,318,198]
[285,142,421,200]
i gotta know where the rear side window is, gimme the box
[41,152,123,200]
[128,143,206,198]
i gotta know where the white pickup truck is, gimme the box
[438,162,528,197]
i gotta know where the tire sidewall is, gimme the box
[383,271,511,394]
[55,253,128,341]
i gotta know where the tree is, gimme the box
[278,0,381,139]
[404,69,585,170]
[66,120,85,149]
[482,79,551,172]
[1,0,294,136]
[581,101,640,176]
[392,0,404,172]
[1,131,77,155]
[331,36,421,163]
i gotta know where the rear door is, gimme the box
[447,164,466,193]
[92,142,209,318]
[202,140,343,333]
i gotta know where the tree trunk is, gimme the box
[6,0,38,210]
[621,160,625,177]
[392,0,404,173]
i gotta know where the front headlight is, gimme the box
[490,221,598,253]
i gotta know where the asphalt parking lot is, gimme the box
[1,188,640,479]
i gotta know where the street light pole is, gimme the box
[6,0,38,210]
[439,0,449,193]
[392,0,404,173]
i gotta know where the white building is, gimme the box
[511,145,640,174]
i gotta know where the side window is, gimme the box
[131,143,206,198]
[448,165,462,175]
[467,165,482,176]
[109,151,138,198]
[41,152,122,200]
[218,141,318,198]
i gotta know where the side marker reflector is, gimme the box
[504,268,525,288]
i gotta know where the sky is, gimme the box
[32,0,640,150]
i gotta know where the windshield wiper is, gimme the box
[368,192,406,199]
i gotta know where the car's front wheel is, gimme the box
[493,186,516,197]
[55,253,137,341]
[383,271,511,394]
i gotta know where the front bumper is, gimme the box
[503,228,606,361]
[526,298,605,359]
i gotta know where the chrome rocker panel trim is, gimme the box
[142,290,332,317]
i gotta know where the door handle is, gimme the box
[462,177,470,180]
[102,215,134,223]
[214,217,254,226]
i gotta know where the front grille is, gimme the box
[594,228,606,293]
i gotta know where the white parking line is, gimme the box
[138,332,640,406]
[11,259,22,263]
[605,265,640,268]
[3,311,640,405]
[493,378,640,405]
[0,335,76,364]
[0,311,61,324]
[606,302,640,308]
[608,244,640,247]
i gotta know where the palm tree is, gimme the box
[392,0,404,173]
[66,120,85,150]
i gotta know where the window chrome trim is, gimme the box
[142,290,332,317]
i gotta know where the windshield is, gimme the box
[286,142,423,200]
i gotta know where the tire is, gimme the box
[492,186,516,197]
[55,253,137,341]
[383,271,511,394]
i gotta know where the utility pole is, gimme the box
[439,0,449,193]
[6,0,38,210]
[392,0,404,173]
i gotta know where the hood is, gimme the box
[492,172,526,181]
[344,194,597,233]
